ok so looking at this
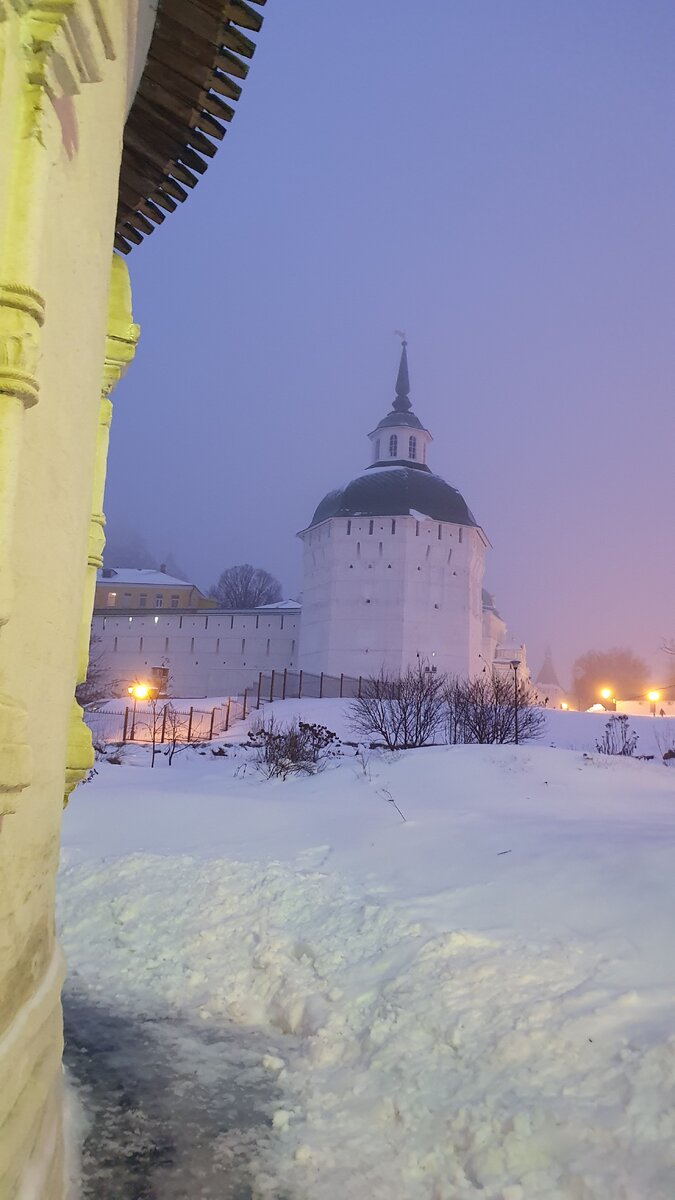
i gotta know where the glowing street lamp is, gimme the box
[561,702,569,712]
[127,682,158,740]
[648,690,660,717]
[600,687,616,712]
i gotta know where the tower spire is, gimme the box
[393,332,411,413]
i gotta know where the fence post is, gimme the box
[225,697,231,732]
[208,707,215,740]
[242,689,248,720]
[319,671,324,699]
[358,676,362,699]
[122,707,129,742]
[339,673,344,698]
[269,669,275,703]
[187,706,194,742]
[282,668,287,700]
[160,706,167,744]
[256,671,262,710]
[298,670,303,699]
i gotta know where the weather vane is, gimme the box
[394,329,407,346]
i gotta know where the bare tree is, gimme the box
[458,671,544,745]
[572,647,649,711]
[209,563,282,609]
[350,664,447,749]
[76,634,114,709]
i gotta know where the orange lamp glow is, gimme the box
[648,691,660,703]
[600,688,612,701]
[127,683,149,701]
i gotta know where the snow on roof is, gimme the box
[97,568,195,589]
[255,599,301,611]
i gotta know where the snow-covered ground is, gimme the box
[59,704,675,1199]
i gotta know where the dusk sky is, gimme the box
[105,0,675,686]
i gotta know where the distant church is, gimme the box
[92,344,527,697]
[298,341,515,680]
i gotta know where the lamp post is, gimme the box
[648,690,660,717]
[509,658,521,745]
[127,682,150,741]
[600,687,616,712]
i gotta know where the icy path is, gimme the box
[63,993,287,1199]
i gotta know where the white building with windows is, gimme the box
[298,341,507,681]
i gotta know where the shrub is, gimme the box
[454,672,544,745]
[350,663,446,750]
[247,716,340,779]
[596,715,638,757]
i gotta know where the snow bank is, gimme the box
[59,743,675,1198]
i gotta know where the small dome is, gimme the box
[309,466,479,528]
[372,409,425,431]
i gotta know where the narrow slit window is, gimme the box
[266,638,271,655]
[347,519,352,535]
[164,637,169,652]
[438,524,442,540]
[391,519,396,534]
[369,520,374,534]
[241,638,246,655]
[459,528,463,543]
[389,433,398,457]
[416,521,420,536]
[374,438,380,460]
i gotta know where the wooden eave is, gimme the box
[115,0,266,253]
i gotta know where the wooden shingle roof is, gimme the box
[115,0,266,253]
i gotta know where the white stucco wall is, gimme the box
[298,515,487,680]
[93,608,301,697]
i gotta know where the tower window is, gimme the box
[391,519,396,534]
[374,438,380,460]
[241,638,246,655]
[438,524,442,540]
[379,542,383,557]
[416,521,420,536]
[356,541,361,558]
[459,528,463,543]
[389,434,398,457]
[369,520,374,534]
[266,638,271,655]
[409,436,417,460]
[190,637,195,653]
[347,519,352,535]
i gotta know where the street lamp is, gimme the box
[648,690,660,717]
[127,682,155,740]
[600,687,616,712]
[509,659,521,745]
[561,702,569,712]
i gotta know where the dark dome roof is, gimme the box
[373,409,425,431]
[309,466,479,529]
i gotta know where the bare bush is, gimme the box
[350,664,447,750]
[458,671,544,745]
[596,715,638,757]
[248,716,340,779]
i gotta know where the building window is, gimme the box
[291,639,296,654]
[190,637,194,653]
[155,596,163,608]
[438,524,442,540]
[416,521,420,536]
[280,615,284,630]
[347,519,352,535]
[230,615,234,629]
[369,520,374,535]
[241,638,246,655]
[170,595,179,609]
[107,591,117,607]
[389,434,398,457]
[139,637,143,651]
[374,438,380,460]
[379,542,383,557]
[459,528,463,543]
[255,615,259,629]
[391,519,396,534]
[113,636,117,651]
[266,638,271,655]
[123,593,132,607]
[356,541,361,558]
[165,637,169,652]
[216,638,220,654]
[409,435,417,460]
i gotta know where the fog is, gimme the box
[104,0,675,687]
